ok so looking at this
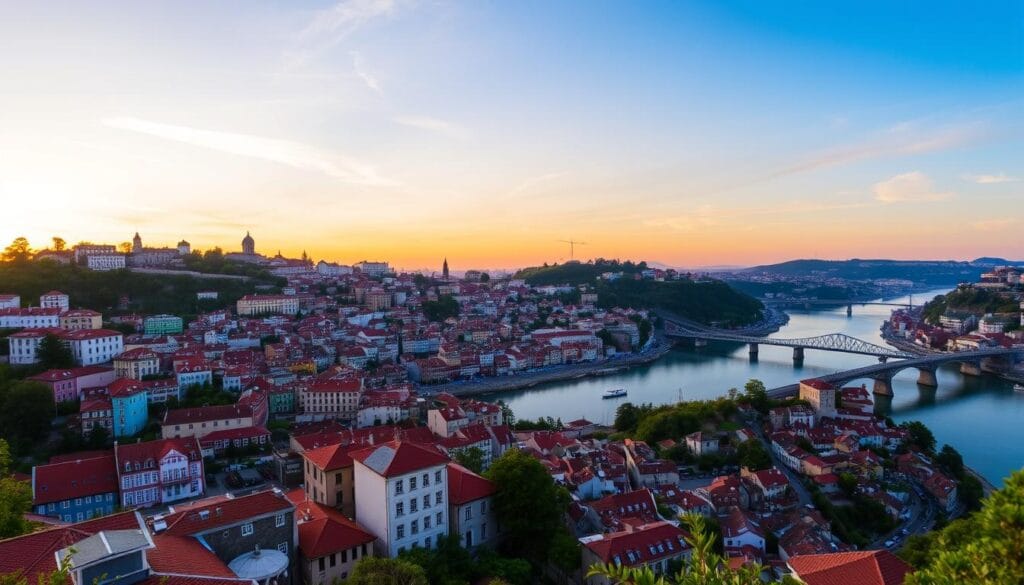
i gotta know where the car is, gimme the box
[884,540,895,548]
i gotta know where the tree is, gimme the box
[614,402,641,432]
[736,440,771,471]
[0,381,55,453]
[742,379,769,413]
[480,272,490,282]
[901,421,936,453]
[906,469,1024,585]
[486,449,571,565]
[422,295,459,322]
[2,237,31,263]
[0,439,32,538]
[587,514,763,585]
[454,446,486,474]
[51,237,66,251]
[935,444,964,478]
[117,242,132,254]
[346,557,429,585]
[37,334,73,369]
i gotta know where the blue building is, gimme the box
[32,453,119,522]
[109,378,150,437]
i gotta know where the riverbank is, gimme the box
[423,338,676,397]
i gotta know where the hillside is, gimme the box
[514,260,763,326]
[0,261,278,319]
[921,287,1022,326]
[742,259,988,285]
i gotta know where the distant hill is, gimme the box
[741,259,992,285]
[513,260,763,326]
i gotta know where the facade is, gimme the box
[799,379,837,418]
[28,366,116,403]
[162,404,256,440]
[60,309,103,330]
[86,253,127,271]
[114,348,161,379]
[300,376,363,421]
[40,290,70,311]
[286,490,376,585]
[237,294,301,316]
[109,378,151,437]
[351,441,450,557]
[32,453,119,522]
[580,521,691,585]
[354,261,390,277]
[64,329,125,365]
[175,360,214,392]
[0,294,20,309]
[114,437,205,507]
[144,314,184,335]
[0,307,61,328]
[81,396,113,436]
[7,328,59,365]
[303,443,357,519]
[446,463,498,549]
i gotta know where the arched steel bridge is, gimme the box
[663,319,913,359]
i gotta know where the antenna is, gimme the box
[557,239,588,260]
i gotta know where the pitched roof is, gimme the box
[446,463,496,505]
[579,521,689,567]
[160,490,293,536]
[115,437,203,467]
[33,453,118,505]
[285,490,375,558]
[350,441,449,478]
[146,534,236,577]
[163,404,253,426]
[788,550,913,585]
[303,442,358,471]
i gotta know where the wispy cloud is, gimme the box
[971,218,1018,231]
[392,116,470,140]
[103,116,398,186]
[961,172,1019,184]
[349,51,382,92]
[505,171,568,198]
[873,171,953,203]
[285,0,397,67]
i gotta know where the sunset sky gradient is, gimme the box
[1,1,1021,270]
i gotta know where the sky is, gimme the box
[1,0,1022,271]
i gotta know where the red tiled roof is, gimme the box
[116,348,159,360]
[580,521,689,566]
[285,490,375,558]
[304,442,358,471]
[33,453,118,505]
[61,329,123,341]
[147,534,235,577]
[350,440,449,478]
[161,490,293,536]
[447,463,496,505]
[801,378,835,390]
[116,437,203,467]
[163,404,253,426]
[788,550,912,585]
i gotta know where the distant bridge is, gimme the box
[663,319,913,360]
[764,347,1022,398]
[759,298,914,315]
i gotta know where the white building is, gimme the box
[40,290,70,312]
[354,261,390,277]
[0,307,61,328]
[114,437,205,507]
[7,329,54,365]
[317,260,353,276]
[0,294,20,310]
[351,441,450,557]
[236,294,300,316]
[63,329,125,365]
[86,253,127,271]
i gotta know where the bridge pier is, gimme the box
[846,304,853,317]
[960,362,983,376]
[916,367,938,387]
[793,347,804,362]
[981,356,1009,374]
[872,375,894,397]
[749,343,759,357]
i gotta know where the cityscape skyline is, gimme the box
[2,1,1022,267]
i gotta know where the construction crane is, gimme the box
[558,239,587,260]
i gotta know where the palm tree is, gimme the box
[586,515,764,585]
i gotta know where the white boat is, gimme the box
[603,388,627,399]
[1014,383,1024,392]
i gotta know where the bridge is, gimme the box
[759,298,914,316]
[664,319,914,360]
[765,347,1022,398]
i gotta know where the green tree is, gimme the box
[906,469,1024,585]
[0,381,55,453]
[901,421,936,453]
[736,440,771,471]
[486,449,571,566]
[454,446,486,474]
[422,295,460,322]
[37,334,73,369]
[2,238,32,263]
[0,439,32,538]
[742,379,769,413]
[935,444,964,478]
[50,237,66,252]
[346,557,429,585]
[614,402,643,432]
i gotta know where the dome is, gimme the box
[178,240,190,246]
[228,546,289,583]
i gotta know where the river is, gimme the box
[488,288,1024,486]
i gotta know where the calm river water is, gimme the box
[490,288,1024,486]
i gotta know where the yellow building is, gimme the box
[60,309,102,330]
[303,443,357,519]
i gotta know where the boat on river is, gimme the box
[603,388,627,399]
[1014,383,1024,392]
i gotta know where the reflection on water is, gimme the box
[488,288,1024,485]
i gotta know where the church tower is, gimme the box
[442,258,449,280]
[132,232,142,253]
[242,231,255,255]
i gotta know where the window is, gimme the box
[394,480,404,495]
[435,491,442,505]
[318,558,325,572]
[410,499,418,513]
[362,544,368,556]
[465,507,472,520]
[422,473,430,486]
[481,501,487,514]
[276,513,285,527]
[396,524,405,539]
[277,542,288,554]
[423,536,431,549]
[241,523,253,536]
[342,550,347,563]
[395,502,404,517]
[411,519,418,535]
[423,495,430,509]
[435,470,442,483]
[436,512,443,525]
[423,516,431,529]
[409,476,417,490]
[330,553,336,567]
[482,523,487,538]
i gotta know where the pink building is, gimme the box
[27,366,116,403]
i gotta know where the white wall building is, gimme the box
[64,329,125,365]
[7,329,51,365]
[0,294,20,310]
[40,291,70,312]
[352,441,450,557]
[0,308,61,328]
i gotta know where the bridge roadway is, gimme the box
[760,299,912,308]
[765,347,1022,399]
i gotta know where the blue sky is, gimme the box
[0,0,1021,268]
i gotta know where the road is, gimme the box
[743,410,812,507]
